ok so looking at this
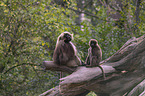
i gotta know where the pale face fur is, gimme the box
[56,32,73,46]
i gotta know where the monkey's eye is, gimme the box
[64,34,71,38]
[91,42,94,44]
[64,34,71,42]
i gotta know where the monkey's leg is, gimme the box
[60,72,64,78]
[80,62,87,66]
[98,66,106,80]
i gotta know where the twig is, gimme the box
[67,7,108,21]
[4,63,40,74]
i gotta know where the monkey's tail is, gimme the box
[98,66,106,80]
[60,72,63,78]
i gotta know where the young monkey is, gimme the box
[85,39,106,79]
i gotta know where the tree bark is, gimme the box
[40,34,145,96]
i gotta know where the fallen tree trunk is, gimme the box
[40,35,145,96]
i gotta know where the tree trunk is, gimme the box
[40,34,145,96]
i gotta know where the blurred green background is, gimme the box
[0,0,145,95]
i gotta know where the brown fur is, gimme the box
[53,32,81,67]
[85,39,106,79]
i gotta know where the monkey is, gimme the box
[85,39,106,79]
[53,31,82,68]
[53,32,82,78]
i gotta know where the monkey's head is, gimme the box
[58,32,73,43]
[89,39,98,47]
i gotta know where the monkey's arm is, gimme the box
[95,49,102,65]
[53,42,64,64]
[85,48,91,65]
[85,55,90,65]
[96,58,100,65]
[53,48,60,64]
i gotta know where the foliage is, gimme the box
[86,91,97,96]
[0,0,145,95]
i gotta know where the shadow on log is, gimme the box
[40,35,145,96]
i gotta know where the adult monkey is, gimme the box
[53,31,82,68]
[85,39,106,79]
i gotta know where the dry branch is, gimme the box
[40,35,145,96]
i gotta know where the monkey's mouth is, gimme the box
[91,44,95,46]
[64,38,71,43]
[67,38,71,41]
[64,40,71,43]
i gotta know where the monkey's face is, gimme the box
[90,41,97,47]
[64,33,72,43]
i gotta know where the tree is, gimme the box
[41,34,145,96]
[0,0,145,95]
